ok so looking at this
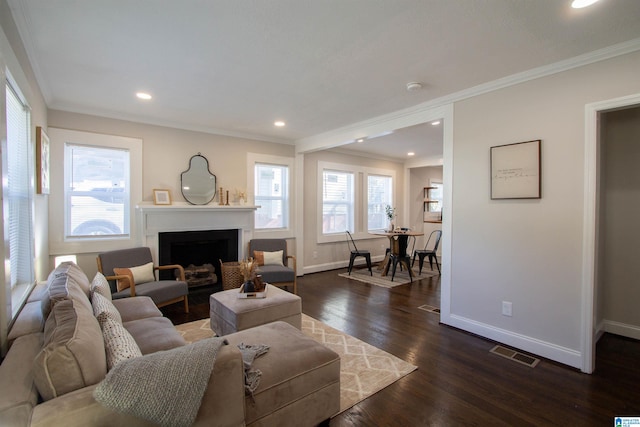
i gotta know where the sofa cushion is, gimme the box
[32,299,107,401]
[224,321,340,425]
[0,333,42,427]
[92,292,122,324]
[47,263,92,314]
[98,314,142,370]
[123,317,187,355]
[112,296,163,322]
[91,272,112,301]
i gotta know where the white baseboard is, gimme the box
[303,255,385,275]
[601,319,640,340]
[443,314,583,370]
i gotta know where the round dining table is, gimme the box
[369,230,424,277]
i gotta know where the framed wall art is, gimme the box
[490,140,541,199]
[35,126,50,194]
[153,189,172,205]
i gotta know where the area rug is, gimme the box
[338,265,438,288]
[174,314,417,414]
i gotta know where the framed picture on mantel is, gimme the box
[153,189,172,205]
[490,140,541,200]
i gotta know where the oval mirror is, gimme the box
[181,154,217,205]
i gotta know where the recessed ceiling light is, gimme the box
[274,121,286,127]
[431,120,441,126]
[571,0,600,8]
[406,82,423,92]
[407,152,415,156]
[136,92,152,100]
[356,138,365,143]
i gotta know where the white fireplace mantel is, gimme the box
[136,202,259,261]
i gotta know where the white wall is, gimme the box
[409,166,442,250]
[447,50,640,368]
[599,106,640,337]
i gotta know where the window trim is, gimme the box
[247,153,295,239]
[318,161,395,244]
[49,128,142,255]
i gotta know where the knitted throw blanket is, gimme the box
[94,337,228,427]
[237,343,269,396]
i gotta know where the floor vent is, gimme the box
[418,304,440,314]
[490,345,540,368]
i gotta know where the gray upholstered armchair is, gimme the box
[97,247,189,312]
[248,239,297,294]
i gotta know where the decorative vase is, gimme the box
[243,279,255,293]
[388,222,394,232]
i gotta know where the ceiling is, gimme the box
[7,0,640,161]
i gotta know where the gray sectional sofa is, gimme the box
[0,262,340,426]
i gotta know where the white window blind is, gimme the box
[5,82,34,289]
[254,163,289,229]
[322,170,354,234]
[367,174,393,230]
[64,144,130,237]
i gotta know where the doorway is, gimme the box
[583,94,640,373]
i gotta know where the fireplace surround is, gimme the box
[136,202,259,276]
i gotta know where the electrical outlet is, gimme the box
[502,301,512,317]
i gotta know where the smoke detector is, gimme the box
[406,82,423,92]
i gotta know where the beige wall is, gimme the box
[47,110,295,276]
[599,106,640,332]
[449,50,640,366]
[302,149,405,272]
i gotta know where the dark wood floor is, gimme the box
[163,267,640,426]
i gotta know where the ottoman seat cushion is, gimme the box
[224,321,340,426]
[210,284,301,335]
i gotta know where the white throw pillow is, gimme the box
[129,262,156,284]
[91,272,112,301]
[98,314,142,370]
[263,250,284,266]
[92,292,122,324]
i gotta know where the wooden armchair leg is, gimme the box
[183,295,189,313]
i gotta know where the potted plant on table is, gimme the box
[385,205,396,232]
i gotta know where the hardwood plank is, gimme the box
[163,267,640,426]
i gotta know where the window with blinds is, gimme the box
[254,163,289,229]
[5,81,34,290]
[322,170,354,234]
[64,144,130,237]
[367,174,393,231]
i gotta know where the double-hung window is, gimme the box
[4,80,35,314]
[254,163,289,229]
[319,161,395,242]
[64,144,130,237]
[322,169,355,234]
[367,174,393,231]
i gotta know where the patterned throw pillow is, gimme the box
[97,314,142,370]
[92,292,122,324]
[113,262,155,292]
[91,272,112,301]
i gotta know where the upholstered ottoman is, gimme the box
[225,321,340,426]
[210,284,302,336]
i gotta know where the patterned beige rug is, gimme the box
[339,265,438,288]
[174,314,417,414]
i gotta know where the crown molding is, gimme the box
[49,104,295,145]
[296,37,640,154]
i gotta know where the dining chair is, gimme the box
[389,235,413,283]
[346,231,372,276]
[412,230,442,275]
